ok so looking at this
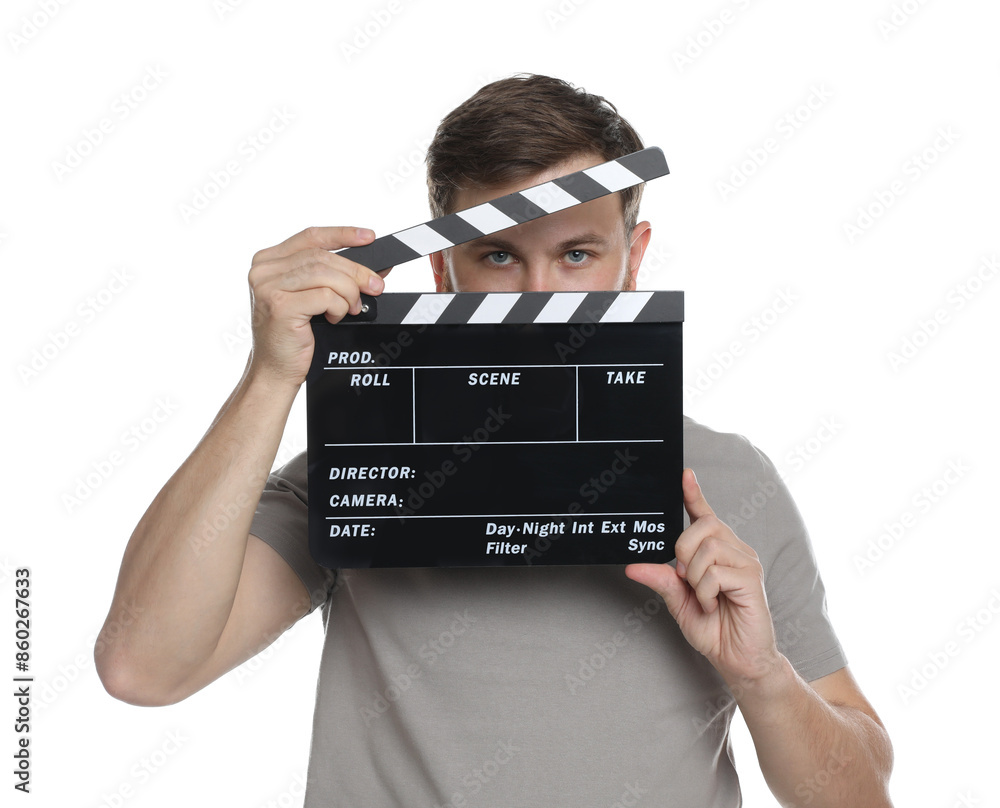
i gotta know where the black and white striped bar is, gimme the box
[334,289,683,327]
[335,146,669,273]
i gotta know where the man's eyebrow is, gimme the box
[459,232,612,253]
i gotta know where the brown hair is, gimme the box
[426,73,645,236]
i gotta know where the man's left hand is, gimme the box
[625,468,783,688]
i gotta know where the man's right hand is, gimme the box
[247,226,390,389]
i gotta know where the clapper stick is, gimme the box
[337,146,669,289]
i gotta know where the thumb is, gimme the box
[683,467,715,522]
[624,563,689,618]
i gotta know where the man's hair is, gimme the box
[426,74,645,236]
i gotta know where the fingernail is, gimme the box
[676,560,686,577]
[357,228,374,241]
[368,274,384,293]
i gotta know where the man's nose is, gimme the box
[520,266,553,293]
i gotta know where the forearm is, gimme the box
[732,656,893,808]
[95,360,297,700]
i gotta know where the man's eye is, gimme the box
[566,250,589,264]
[487,251,514,265]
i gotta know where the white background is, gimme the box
[3,0,998,806]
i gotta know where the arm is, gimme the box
[736,664,892,807]
[626,469,894,808]
[95,226,389,706]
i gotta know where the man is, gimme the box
[96,74,893,806]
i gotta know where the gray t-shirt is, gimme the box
[249,415,847,807]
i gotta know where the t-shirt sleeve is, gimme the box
[748,443,848,682]
[250,450,337,614]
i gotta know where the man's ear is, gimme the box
[429,251,448,292]
[625,221,653,291]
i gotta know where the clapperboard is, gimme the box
[306,147,684,568]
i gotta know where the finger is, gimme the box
[257,286,352,328]
[253,226,376,264]
[674,510,757,583]
[682,467,716,523]
[290,286,353,325]
[255,248,385,306]
[270,250,383,297]
[323,251,387,296]
[690,564,759,614]
[673,510,733,575]
[681,536,757,595]
[624,563,689,619]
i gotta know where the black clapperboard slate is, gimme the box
[304,146,683,568]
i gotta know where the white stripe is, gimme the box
[519,182,581,213]
[583,160,643,193]
[534,292,588,323]
[401,293,455,325]
[394,224,454,255]
[600,291,654,322]
[468,293,521,324]
[456,202,518,235]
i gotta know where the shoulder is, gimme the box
[264,450,309,498]
[682,414,777,482]
[681,414,793,542]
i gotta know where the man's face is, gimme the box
[430,152,652,294]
